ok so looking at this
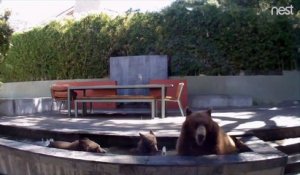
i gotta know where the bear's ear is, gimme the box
[149,130,155,135]
[186,107,192,116]
[206,108,212,116]
[139,133,147,140]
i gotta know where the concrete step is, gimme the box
[261,136,300,175]
[253,127,300,141]
[285,153,300,174]
[190,94,253,108]
[267,138,300,155]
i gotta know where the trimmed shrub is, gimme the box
[0,1,298,81]
[0,11,13,68]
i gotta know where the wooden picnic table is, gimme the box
[67,84,173,118]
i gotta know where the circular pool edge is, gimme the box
[0,134,287,175]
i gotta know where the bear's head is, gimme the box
[177,108,240,155]
[79,138,106,153]
[183,108,217,147]
[137,130,159,155]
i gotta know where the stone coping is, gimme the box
[0,136,287,167]
[0,122,288,175]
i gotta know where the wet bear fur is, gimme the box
[49,138,106,153]
[176,108,238,156]
[134,130,159,155]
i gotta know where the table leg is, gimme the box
[82,90,87,116]
[68,88,71,117]
[75,100,78,118]
[151,100,155,119]
[161,86,165,118]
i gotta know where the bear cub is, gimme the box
[134,130,159,155]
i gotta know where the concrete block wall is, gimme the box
[172,70,300,105]
[0,78,110,99]
[0,71,299,106]
[0,97,53,116]
[110,55,168,95]
[189,95,253,108]
[0,99,14,115]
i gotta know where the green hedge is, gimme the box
[0,11,13,66]
[0,1,298,82]
[1,15,114,81]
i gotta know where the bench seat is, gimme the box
[77,95,156,100]
[74,95,156,118]
[51,80,117,112]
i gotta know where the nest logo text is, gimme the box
[271,5,294,15]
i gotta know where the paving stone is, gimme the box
[0,106,298,175]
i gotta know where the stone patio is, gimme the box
[0,104,299,175]
[0,104,299,138]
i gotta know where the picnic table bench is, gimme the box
[68,84,173,118]
[74,95,156,118]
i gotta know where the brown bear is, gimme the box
[78,138,107,153]
[176,108,238,156]
[48,138,106,153]
[48,140,80,151]
[134,130,159,155]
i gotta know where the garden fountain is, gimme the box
[0,124,287,175]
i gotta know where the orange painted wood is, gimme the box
[149,79,188,110]
[51,80,117,109]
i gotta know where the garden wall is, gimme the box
[0,71,299,105]
[0,78,109,98]
[180,71,300,105]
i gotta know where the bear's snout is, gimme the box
[195,125,206,146]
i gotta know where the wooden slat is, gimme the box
[77,95,155,100]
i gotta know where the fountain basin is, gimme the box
[0,135,287,175]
